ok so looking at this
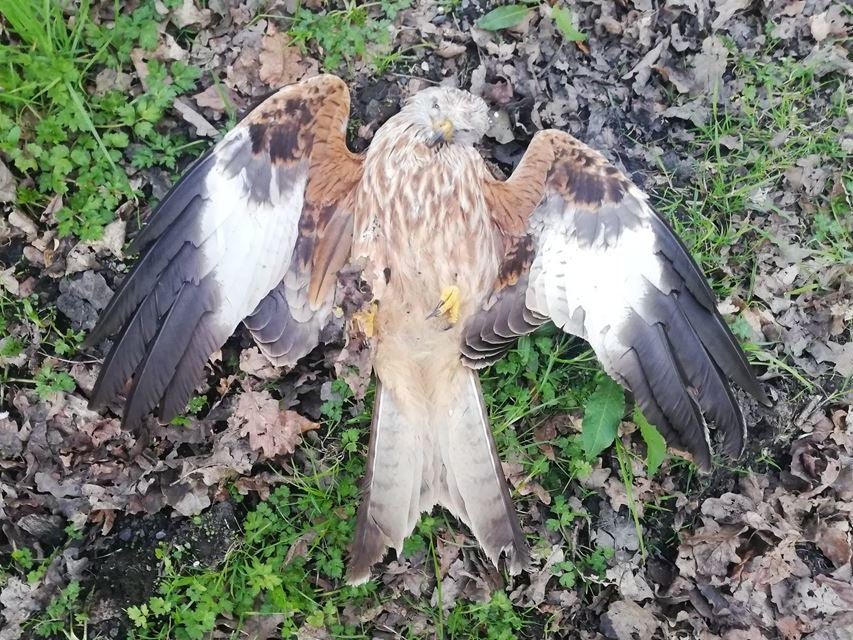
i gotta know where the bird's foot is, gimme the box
[427,285,461,325]
[352,302,378,338]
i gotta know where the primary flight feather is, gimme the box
[86,75,769,584]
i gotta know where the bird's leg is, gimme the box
[427,285,461,325]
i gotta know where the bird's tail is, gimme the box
[346,367,529,585]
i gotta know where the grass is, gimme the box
[0,0,204,241]
[0,289,85,406]
[282,0,414,73]
[655,54,851,288]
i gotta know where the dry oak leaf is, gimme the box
[504,461,551,505]
[194,85,237,114]
[258,27,319,88]
[0,159,16,202]
[228,389,317,459]
[815,523,852,568]
[170,0,211,29]
[239,346,280,380]
[676,519,746,579]
[692,35,729,94]
[0,577,40,640]
[722,629,769,640]
[788,576,849,618]
[600,599,659,640]
[739,537,811,587]
[172,98,218,138]
[810,6,848,42]
[712,0,751,30]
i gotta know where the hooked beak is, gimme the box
[427,118,454,147]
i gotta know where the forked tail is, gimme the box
[347,367,529,585]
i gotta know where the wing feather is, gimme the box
[87,75,362,426]
[121,280,216,425]
[471,130,769,469]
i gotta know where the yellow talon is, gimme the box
[352,302,378,338]
[428,285,461,325]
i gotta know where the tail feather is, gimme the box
[346,368,529,585]
[440,371,529,573]
[348,381,424,585]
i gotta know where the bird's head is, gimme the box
[404,87,490,148]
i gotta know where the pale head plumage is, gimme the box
[402,86,491,148]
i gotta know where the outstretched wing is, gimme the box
[466,130,769,470]
[86,75,362,427]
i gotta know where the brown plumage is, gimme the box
[86,75,769,585]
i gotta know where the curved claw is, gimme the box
[427,285,461,325]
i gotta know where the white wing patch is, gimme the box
[526,194,665,374]
[197,130,308,340]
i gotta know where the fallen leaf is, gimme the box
[505,461,551,504]
[741,537,811,586]
[787,577,848,618]
[511,545,564,606]
[0,412,23,458]
[785,154,829,196]
[258,27,319,88]
[775,615,806,640]
[663,98,710,126]
[194,85,232,113]
[225,22,268,96]
[0,159,16,202]
[8,210,38,238]
[810,6,848,42]
[93,68,132,95]
[56,271,113,330]
[239,347,280,380]
[237,614,287,640]
[677,519,745,579]
[600,599,659,639]
[712,0,751,30]
[0,267,19,296]
[722,628,769,640]
[808,341,853,378]
[486,109,515,144]
[170,0,211,29]
[436,41,467,59]
[89,219,126,259]
[0,578,40,640]
[692,36,728,94]
[606,560,655,602]
[172,98,218,137]
[816,524,852,567]
[167,482,211,517]
[623,38,669,93]
[228,389,310,459]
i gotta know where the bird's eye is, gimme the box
[432,100,439,111]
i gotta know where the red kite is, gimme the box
[86,75,769,584]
